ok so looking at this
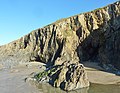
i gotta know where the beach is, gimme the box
[0,62,120,93]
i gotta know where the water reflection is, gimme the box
[37,83,89,93]
[88,83,120,93]
[37,83,120,93]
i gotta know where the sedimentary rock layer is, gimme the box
[0,1,120,69]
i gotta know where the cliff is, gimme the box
[0,1,120,70]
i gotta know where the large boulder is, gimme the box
[34,61,89,91]
[52,62,89,91]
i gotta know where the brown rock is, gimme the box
[50,62,89,91]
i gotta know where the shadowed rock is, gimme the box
[52,62,89,91]
[33,61,89,91]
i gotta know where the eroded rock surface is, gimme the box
[0,1,120,69]
[33,61,89,91]
[52,62,89,91]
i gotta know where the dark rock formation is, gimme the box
[32,61,89,91]
[51,62,89,91]
[0,1,119,69]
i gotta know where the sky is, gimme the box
[0,0,118,45]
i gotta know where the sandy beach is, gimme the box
[83,62,120,85]
[0,62,46,93]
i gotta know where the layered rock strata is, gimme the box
[0,1,120,69]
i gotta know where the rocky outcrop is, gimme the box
[0,1,120,69]
[51,62,89,91]
[33,61,89,91]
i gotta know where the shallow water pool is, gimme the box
[37,83,120,93]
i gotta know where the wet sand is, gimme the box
[84,62,120,84]
[0,62,45,93]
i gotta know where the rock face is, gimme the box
[51,62,89,91]
[0,2,120,69]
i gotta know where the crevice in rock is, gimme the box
[47,38,65,66]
